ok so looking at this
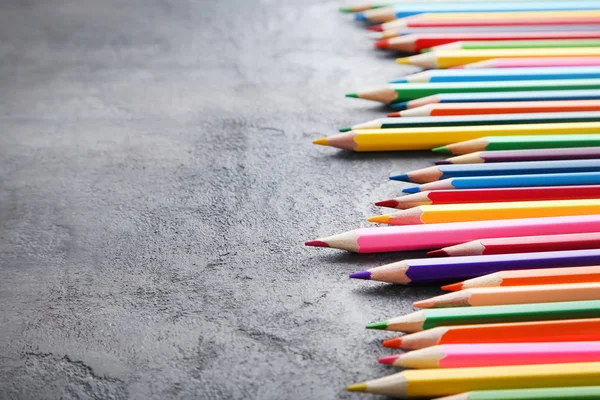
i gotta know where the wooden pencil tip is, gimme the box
[441,282,463,292]
[305,240,329,248]
[427,249,447,257]
[312,138,329,146]
[345,93,359,98]
[413,298,435,308]
[378,355,400,365]
[387,112,401,117]
[402,187,420,194]
[435,160,451,165]
[366,321,388,330]
[396,57,411,65]
[382,337,403,348]
[354,12,367,21]
[338,7,352,13]
[347,383,367,393]
[368,215,391,224]
[432,146,449,154]
[339,127,351,132]
[375,199,399,208]
[368,25,383,32]
[389,173,409,182]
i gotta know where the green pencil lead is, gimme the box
[366,321,388,330]
[338,7,353,13]
[432,146,450,154]
[345,93,359,98]
[339,127,351,132]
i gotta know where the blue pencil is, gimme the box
[390,89,600,111]
[391,159,600,183]
[390,66,600,84]
[356,1,600,21]
[403,171,600,193]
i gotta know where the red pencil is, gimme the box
[375,185,600,209]
[375,32,600,53]
[429,232,600,257]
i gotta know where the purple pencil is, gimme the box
[439,147,600,165]
[349,249,600,285]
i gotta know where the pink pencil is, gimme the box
[379,342,600,369]
[456,57,600,69]
[305,214,600,253]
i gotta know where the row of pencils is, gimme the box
[306,1,600,399]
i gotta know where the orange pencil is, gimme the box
[387,100,600,118]
[443,266,600,291]
[382,318,600,350]
[414,282,600,308]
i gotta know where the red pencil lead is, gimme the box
[375,199,399,208]
[382,337,403,348]
[427,249,447,257]
[305,240,329,248]
[441,282,463,291]
[368,25,383,32]
[374,39,390,49]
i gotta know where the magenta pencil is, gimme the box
[379,341,600,369]
[458,56,600,69]
[440,147,600,164]
[305,215,600,253]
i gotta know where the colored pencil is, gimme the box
[356,2,600,22]
[376,25,600,41]
[403,172,600,193]
[347,79,600,105]
[435,386,600,400]
[382,318,600,350]
[459,57,600,69]
[368,199,600,226]
[393,67,600,84]
[346,112,600,131]
[432,39,600,51]
[306,215,600,253]
[378,10,600,31]
[339,1,397,12]
[379,342,600,369]
[366,300,600,332]
[436,135,600,155]
[443,266,600,291]
[350,249,600,285]
[375,186,600,209]
[415,282,600,308]
[440,147,600,164]
[388,100,600,118]
[376,32,600,52]
[314,123,600,152]
[391,90,600,111]
[347,362,600,398]
[398,49,600,69]
[433,233,600,258]
[392,159,600,183]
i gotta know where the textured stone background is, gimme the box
[0,0,441,398]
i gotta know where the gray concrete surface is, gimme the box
[0,1,441,398]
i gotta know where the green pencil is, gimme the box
[435,386,600,400]
[347,79,600,105]
[437,39,600,51]
[342,112,600,132]
[435,134,600,155]
[366,300,600,332]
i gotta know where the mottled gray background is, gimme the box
[0,0,441,399]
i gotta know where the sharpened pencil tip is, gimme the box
[312,137,329,146]
[345,93,359,98]
[305,240,329,248]
[378,355,400,365]
[339,127,351,132]
[432,146,449,154]
[375,39,389,49]
[403,187,420,194]
[350,271,372,280]
[368,25,383,32]
[390,101,409,110]
[387,112,401,117]
[375,199,399,208]
[347,383,367,393]
[338,7,352,13]
[368,215,392,224]
[389,173,409,182]
[442,282,463,292]
[413,298,435,308]
[366,321,388,330]
[354,12,367,21]
[427,249,447,257]
[435,160,451,165]
[382,337,403,348]
[397,57,411,65]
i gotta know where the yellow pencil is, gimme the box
[347,362,600,398]
[398,48,600,69]
[312,122,600,151]
[368,199,600,225]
